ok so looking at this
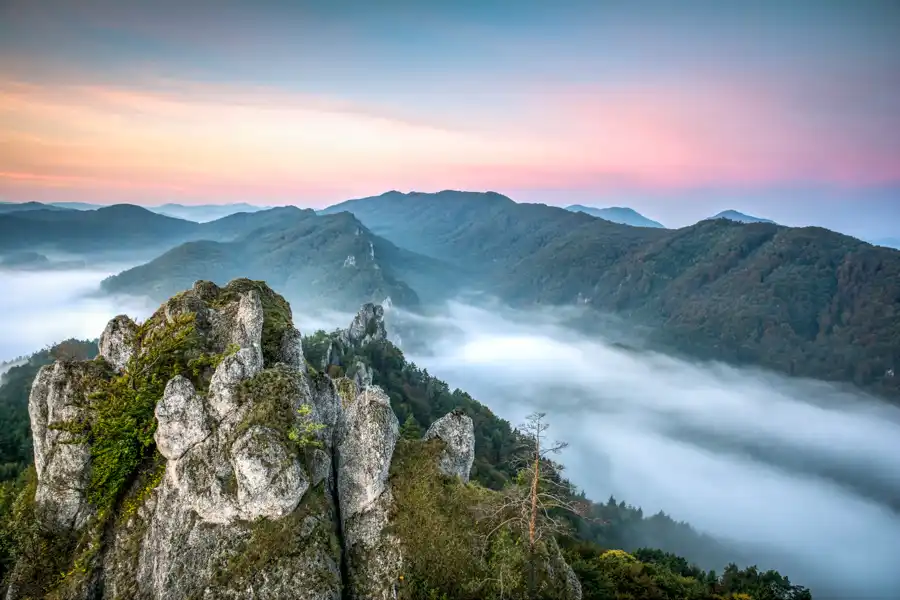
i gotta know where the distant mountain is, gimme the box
[707,210,776,224]
[322,190,900,402]
[565,205,665,228]
[48,201,103,211]
[101,209,454,311]
[147,202,272,222]
[0,205,201,259]
[0,204,312,261]
[0,201,70,214]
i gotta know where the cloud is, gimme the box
[391,300,900,599]
[1,272,898,598]
[0,268,154,361]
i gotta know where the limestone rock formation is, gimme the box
[28,360,98,530]
[8,279,583,600]
[98,314,138,371]
[343,302,386,346]
[423,409,476,483]
[336,385,402,599]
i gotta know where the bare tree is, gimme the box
[477,412,588,598]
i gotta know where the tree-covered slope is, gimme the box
[100,210,454,311]
[321,191,900,402]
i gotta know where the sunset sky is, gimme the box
[1,0,898,233]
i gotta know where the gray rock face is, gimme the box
[350,360,373,391]
[424,410,476,483]
[28,361,95,530]
[344,303,386,346]
[12,291,584,600]
[98,314,138,371]
[155,376,210,461]
[278,326,308,372]
[336,385,402,599]
[231,425,308,520]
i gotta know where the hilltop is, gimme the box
[565,205,666,228]
[707,210,776,224]
[101,209,460,311]
[321,190,900,402]
[0,205,324,262]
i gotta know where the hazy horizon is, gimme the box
[2,1,898,237]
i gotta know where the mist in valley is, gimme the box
[2,269,899,598]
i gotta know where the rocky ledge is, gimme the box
[7,278,581,600]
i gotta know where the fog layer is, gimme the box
[393,302,900,599]
[0,268,154,361]
[2,270,898,597]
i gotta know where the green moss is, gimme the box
[118,453,166,523]
[334,377,357,407]
[234,366,304,443]
[1,467,81,598]
[212,483,341,592]
[84,312,205,514]
[212,278,294,366]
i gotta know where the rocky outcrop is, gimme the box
[343,303,386,346]
[336,385,401,599]
[28,360,98,530]
[98,314,138,371]
[9,279,582,600]
[423,409,476,483]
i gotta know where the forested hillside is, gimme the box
[323,191,900,402]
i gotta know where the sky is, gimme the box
[1,0,899,234]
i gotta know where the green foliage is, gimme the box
[83,312,205,513]
[326,191,900,402]
[399,415,423,439]
[0,467,79,597]
[308,329,813,597]
[564,544,812,600]
[287,404,325,449]
[302,330,333,370]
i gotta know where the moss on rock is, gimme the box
[211,278,294,366]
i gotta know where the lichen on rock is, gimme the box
[98,314,138,372]
[423,409,476,483]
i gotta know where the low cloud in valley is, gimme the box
[1,270,898,598]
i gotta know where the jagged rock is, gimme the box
[98,314,138,371]
[10,283,586,600]
[28,361,96,530]
[277,326,308,372]
[350,359,373,391]
[155,376,211,461]
[336,385,402,599]
[230,426,308,520]
[344,303,386,346]
[547,537,584,600]
[207,347,263,421]
[424,409,476,483]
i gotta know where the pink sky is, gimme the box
[2,76,897,207]
[1,1,898,212]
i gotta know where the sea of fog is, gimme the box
[1,268,899,598]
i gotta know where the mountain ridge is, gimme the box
[319,190,900,402]
[565,205,666,228]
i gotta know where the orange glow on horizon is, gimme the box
[1,78,897,204]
